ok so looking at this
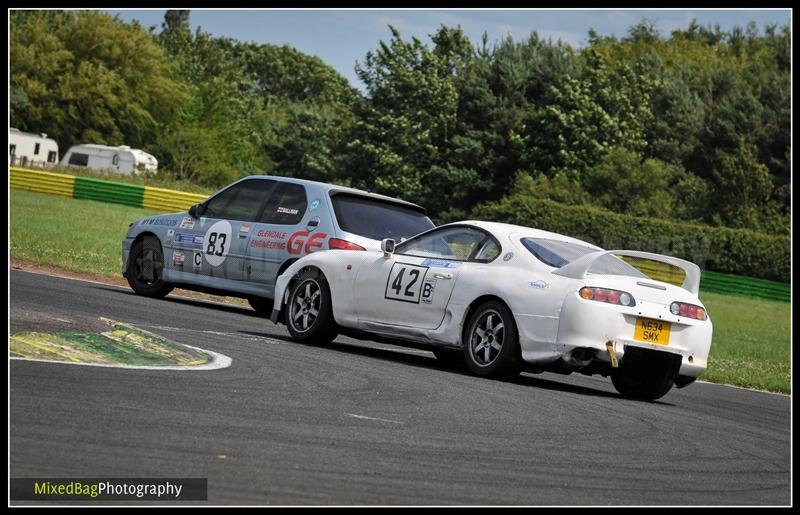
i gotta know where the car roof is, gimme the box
[452,220,603,250]
[236,175,427,213]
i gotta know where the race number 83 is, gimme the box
[203,220,232,267]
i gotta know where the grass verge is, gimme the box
[11,188,162,276]
[11,317,210,366]
[10,189,791,392]
[698,291,790,393]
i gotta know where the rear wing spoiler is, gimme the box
[552,250,701,295]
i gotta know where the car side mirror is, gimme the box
[381,238,395,258]
[188,203,203,219]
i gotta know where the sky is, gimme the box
[111,9,791,91]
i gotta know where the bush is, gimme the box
[472,195,790,282]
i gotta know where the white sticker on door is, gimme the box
[203,220,233,267]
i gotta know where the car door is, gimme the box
[353,226,499,331]
[174,178,276,282]
[244,181,324,297]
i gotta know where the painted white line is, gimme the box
[347,413,404,424]
[9,344,232,371]
[695,379,789,397]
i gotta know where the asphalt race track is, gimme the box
[10,269,791,505]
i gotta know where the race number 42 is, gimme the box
[385,263,429,303]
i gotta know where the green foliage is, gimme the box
[10,11,790,237]
[473,192,789,282]
[583,147,684,218]
[11,11,186,152]
[346,25,479,216]
[527,48,654,180]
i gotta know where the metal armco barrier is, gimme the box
[10,167,207,212]
[10,167,76,197]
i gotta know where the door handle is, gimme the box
[433,273,453,280]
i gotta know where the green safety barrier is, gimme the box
[10,166,207,211]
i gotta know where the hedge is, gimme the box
[473,196,790,282]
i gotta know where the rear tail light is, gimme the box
[670,302,707,320]
[578,287,635,307]
[328,238,366,251]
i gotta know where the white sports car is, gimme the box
[271,221,713,400]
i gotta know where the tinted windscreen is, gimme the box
[521,238,648,278]
[331,195,434,241]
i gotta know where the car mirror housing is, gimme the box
[188,203,203,219]
[381,238,395,258]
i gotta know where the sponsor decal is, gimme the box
[421,279,436,304]
[193,251,203,269]
[309,199,320,211]
[240,223,251,234]
[276,206,300,215]
[172,250,185,266]
[250,229,289,251]
[202,220,233,267]
[503,252,514,261]
[256,230,287,239]
[179,217,195,229]
[166,229,175,238]
[174,232,204,246]
[528,280,549,290]
[139,218,178,227]
[250,239,287,250]
[288,230,327,255]
[421,258,461,269]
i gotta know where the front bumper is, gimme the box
[121,237,134,277]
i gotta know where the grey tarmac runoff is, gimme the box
[9,269,791,505]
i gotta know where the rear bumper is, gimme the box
[552,292,713,379]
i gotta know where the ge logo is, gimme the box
[288,231,327,255]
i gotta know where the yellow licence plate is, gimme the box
[634,318,671,345]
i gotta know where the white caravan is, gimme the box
[60,144,158,174]
[9,128,59,168]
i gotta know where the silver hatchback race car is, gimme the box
[122,176,434,314]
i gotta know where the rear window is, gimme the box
[521,238,647,278]
[331,194,434,241]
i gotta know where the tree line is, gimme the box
[10,10,790,235]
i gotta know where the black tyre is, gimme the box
[432,348,466,369]
[462,300,521,379]
[611,349,679,401]
[285,269,338,344]
[126,236,173,298]
[248,297,274,316]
